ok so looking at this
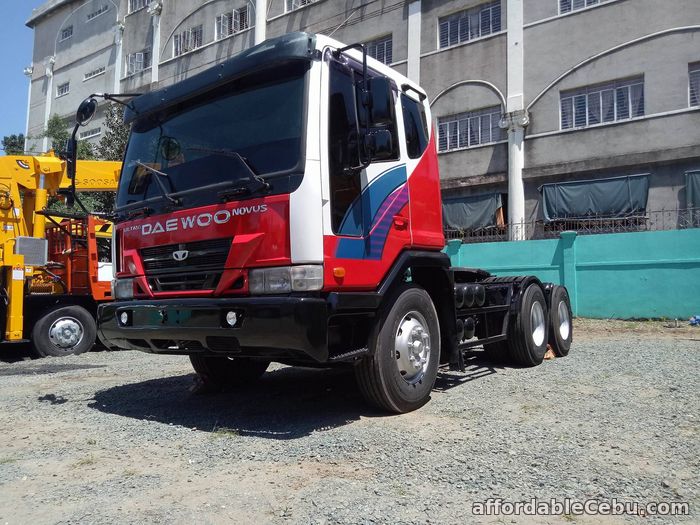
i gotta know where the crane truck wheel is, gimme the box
[548,285,573,357]
[506,284,549,367]
[31,305,97,358]
[189,355,270,392]
[355,284,440,413]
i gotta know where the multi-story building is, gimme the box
[25,0,700,237]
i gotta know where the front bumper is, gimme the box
[97,296,329,362]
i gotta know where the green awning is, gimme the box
[442,193,502,230]
[539,174,649,222]
[686,171,700,209]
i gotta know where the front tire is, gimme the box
[31,305,97,358]
[189,355,270,391]
[355,284,441,413]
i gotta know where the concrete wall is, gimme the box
[446,228,700,319]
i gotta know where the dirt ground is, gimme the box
[0,319,698,524]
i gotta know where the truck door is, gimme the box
[323,57,411,290]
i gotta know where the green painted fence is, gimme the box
[445,228,700,319]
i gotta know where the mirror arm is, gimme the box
[89,92,143,111]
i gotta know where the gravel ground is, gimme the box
[0,320,698,524]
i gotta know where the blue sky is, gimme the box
[0,3,41,152]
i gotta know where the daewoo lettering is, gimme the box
[141,205,268,236]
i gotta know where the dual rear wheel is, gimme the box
[484,284,572,366]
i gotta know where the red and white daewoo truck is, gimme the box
[89,32,572,413]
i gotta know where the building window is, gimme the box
[56,82,70,98]
[59,25,73,42]
[87,5,109,21]
[174,26,204,57]
[128,0,148,14]
[559,0,599,14]
[560,77,644,129]
[79,127,102,140]
[438,1,501,49]
[286,0,316,13]
[366,35,393,65]
[437,106,504,152]
[84,66,106,81]
[690,64,700,107]
[126,51,152,75]
[215,6,251,40]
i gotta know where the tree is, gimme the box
[96,103,129,161]
[2,134,25,155]
[40,115,108,213]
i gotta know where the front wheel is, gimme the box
[355,284,441,413]
[31,305,97,358]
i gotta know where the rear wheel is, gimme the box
[189,355,270,391]
[507,284,549,367]
[355,284,440,413]
[548,285,573,357]
[31,305,96,358]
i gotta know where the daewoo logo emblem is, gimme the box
[173,250,189,262]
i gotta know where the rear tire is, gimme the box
[506,284,549,367]
[355,284,440,413]
[189,355,269,391]
[31,305,96,358]
[548,285,573,357]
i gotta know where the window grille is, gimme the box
[689,64,700,107]
[438,2,501,49]
[59,26,73,41]
[84,66,106,80]
[559,0,600,14]
[174,26,204,56]
[126,51,152,75]
[560,77,644,129]
[437,106,504,152]
[366,35,393,65]
[56,82,70,97]
[215,6,251,40]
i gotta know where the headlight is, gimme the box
[248,265,323,294]
[113,278,134,300]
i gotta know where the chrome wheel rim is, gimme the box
[558,300,571,340]
[48,317,85,350]
[394,310,431,384]
[530,301,546,347]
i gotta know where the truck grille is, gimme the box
[148,272,223,292]
[141,238,232,275]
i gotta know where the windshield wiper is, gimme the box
[134,161,181,206]
[184,147,271,200]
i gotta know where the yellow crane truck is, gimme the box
[0,152,120,357]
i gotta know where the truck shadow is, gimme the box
[433,351,503,392]
[90,352,504,439]
[89,366,378,440]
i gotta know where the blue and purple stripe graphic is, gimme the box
[336,165,409,260]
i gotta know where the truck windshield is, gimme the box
[117,61,309,213]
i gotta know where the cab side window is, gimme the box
[401,94,429,159]
[328,61,362,235]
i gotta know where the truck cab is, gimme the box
[98,32,573,412]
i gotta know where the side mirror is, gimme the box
[366,129,393,161]
[76,97,98,126]
[366,77,394,127]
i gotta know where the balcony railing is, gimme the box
[445,207,700,244]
